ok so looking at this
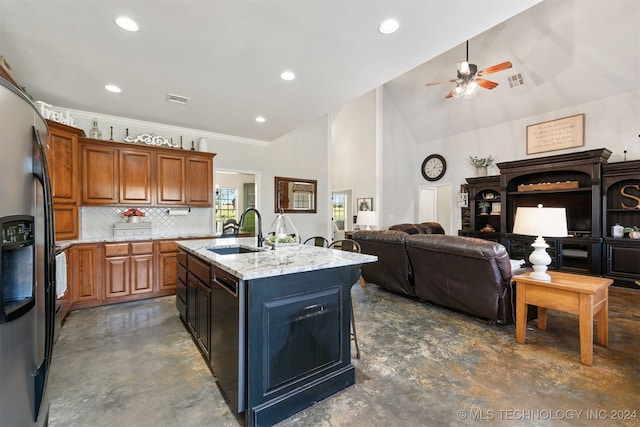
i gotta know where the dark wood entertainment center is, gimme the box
[460,148,639,288]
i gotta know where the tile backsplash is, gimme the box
[81,206,213,238]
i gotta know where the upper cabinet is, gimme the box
[46,120,85,240]
[119,149,152,205]
[156,153,186,205]
[186,156,213,206]
[79,138,215,207]
[80,142,119,205]
[47,121,82,204]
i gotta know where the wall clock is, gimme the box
[421,154,446,181]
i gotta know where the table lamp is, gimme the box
[356,211,377,230]
[512,204,568,282]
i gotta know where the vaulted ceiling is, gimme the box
[385,0,639,143]
[0,0,540,142]
[1,1,636,144]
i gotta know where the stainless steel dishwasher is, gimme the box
[210,265,245,413]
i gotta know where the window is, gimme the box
[215,188,238,221]
[332,193,347,231]
[293,193,312,210]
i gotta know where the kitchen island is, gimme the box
[176,237,377,426]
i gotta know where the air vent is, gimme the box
[166,93,190,105]
[508,73,524,88]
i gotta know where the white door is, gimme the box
[418,184,452,234]
[419,187,437,222]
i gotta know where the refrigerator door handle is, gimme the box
[31,125,55,422]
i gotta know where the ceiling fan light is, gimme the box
[463,83,479,99]
[458,61,471,76]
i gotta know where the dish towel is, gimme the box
[55,252,67,298]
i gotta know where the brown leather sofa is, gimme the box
[406,234,514,324]
[389,222,445,235]
[353,228,516,324]
[354,230,415,296]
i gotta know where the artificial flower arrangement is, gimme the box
[120,208,146,218]
[468,155,497,168]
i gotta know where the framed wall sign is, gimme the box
[526,113,585,155]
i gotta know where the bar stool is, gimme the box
[303,236,330,247]
[328,239,362,359]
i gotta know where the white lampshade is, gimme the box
[512,205,568,238]
[356,211,377,230]
[512,204,568,282]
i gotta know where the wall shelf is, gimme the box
[460,148,639,287]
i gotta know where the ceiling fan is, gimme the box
[425,41,512,99]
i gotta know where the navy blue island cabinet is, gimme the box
[177,246,363,427]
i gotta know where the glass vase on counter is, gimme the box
[265,210,299,248]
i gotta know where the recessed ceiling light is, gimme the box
[114,16,139,32]
[105,84,122,93]
[379,18,400,35]
[280,71,296,81]
[255,116,266,123]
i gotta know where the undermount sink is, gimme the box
[207,246,261,255]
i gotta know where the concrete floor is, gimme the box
[49,284,640,427]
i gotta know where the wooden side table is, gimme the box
[513,271,613,366]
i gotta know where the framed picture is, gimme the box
[357,198,373,211]
[526,113,585,155]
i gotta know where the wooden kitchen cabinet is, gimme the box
[80,142,119,205]
[156,240,179,293]
[156,154,186,205]
[80,138,215,207]
[186,156,213,206]
[70,243,101,308]
[52,204,79,241]
[47,120,82,204]
[46,120,84,240]
[119,149,152,205]
[186,254,212,360]
[103,242,154,300]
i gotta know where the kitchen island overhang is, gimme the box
[176,237,377,426]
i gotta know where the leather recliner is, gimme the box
[354,230,416,297]
[405,234,514,324]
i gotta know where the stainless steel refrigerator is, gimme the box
[0,77,55,426]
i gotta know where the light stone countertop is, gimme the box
[177,237,378,280]
[55,233,218,252]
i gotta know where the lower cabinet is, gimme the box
[176,250,188,322]
[178,249,358,426]
[604,239,640,287]
[156,240,178,293]
[70,243,101,308]
[103,242,154,301]
[185,253,212,360]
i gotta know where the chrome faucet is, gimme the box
[239,207,263,247]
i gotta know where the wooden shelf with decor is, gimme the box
[602,160,640,288]
[465,175,502,234]
[460,148,631,283]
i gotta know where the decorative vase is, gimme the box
[89,120,102,139]
[127,216,140,223]
[611,223,624,238]
[475,167,488,177]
